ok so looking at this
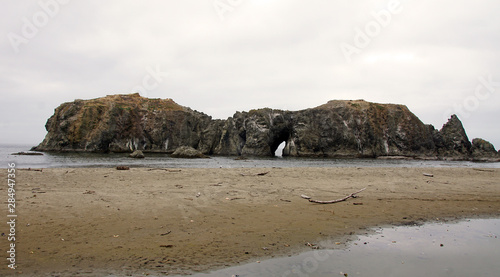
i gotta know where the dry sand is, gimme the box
[1,167,499,276]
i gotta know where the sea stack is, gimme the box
[34,94,498,161]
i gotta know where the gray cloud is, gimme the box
[1,0,499,149]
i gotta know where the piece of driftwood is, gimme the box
[301,188,366,204]
[147,168,181,172]
[209,183,223,186]
[473,168,494,172]
[116,166,130,170]
[422,173,434,177]
[240,171,270,176]
[19,168,43,172]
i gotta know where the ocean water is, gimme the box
[1,144,499,169]
[170,218,500,277]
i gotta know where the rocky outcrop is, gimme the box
[171,146,208,159]
[129,150,145,159]
[287,101,436,158]
[34,93,215,153]
[211,101,437,158]
[11,152,44,156]
[471,138,500,162]
[34,94,498,160]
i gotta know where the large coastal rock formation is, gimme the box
[35,94,217,153]
[34,94,499,161]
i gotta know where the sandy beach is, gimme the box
[1,167,499,276]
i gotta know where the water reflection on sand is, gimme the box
[181,218,500,277]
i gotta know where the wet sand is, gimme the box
[1,167,499,276]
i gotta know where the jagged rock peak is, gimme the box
[436,114,472,157]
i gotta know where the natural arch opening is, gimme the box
[270,130,290,157]
[274,141,286,157]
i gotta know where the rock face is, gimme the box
[212,101,436,158]
[35,93,215,153]
[34,94,498,160]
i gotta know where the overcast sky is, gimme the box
[1,0,499,149]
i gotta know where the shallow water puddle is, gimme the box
[179,218,500,277]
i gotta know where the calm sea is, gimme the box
[1,144,499,169]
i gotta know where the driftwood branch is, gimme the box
[208,182,223,186]
[301,188,366,204]
[19,168,43,172]
[240,171,270,176]
[147,168,182,172]
[473,168,494,172]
